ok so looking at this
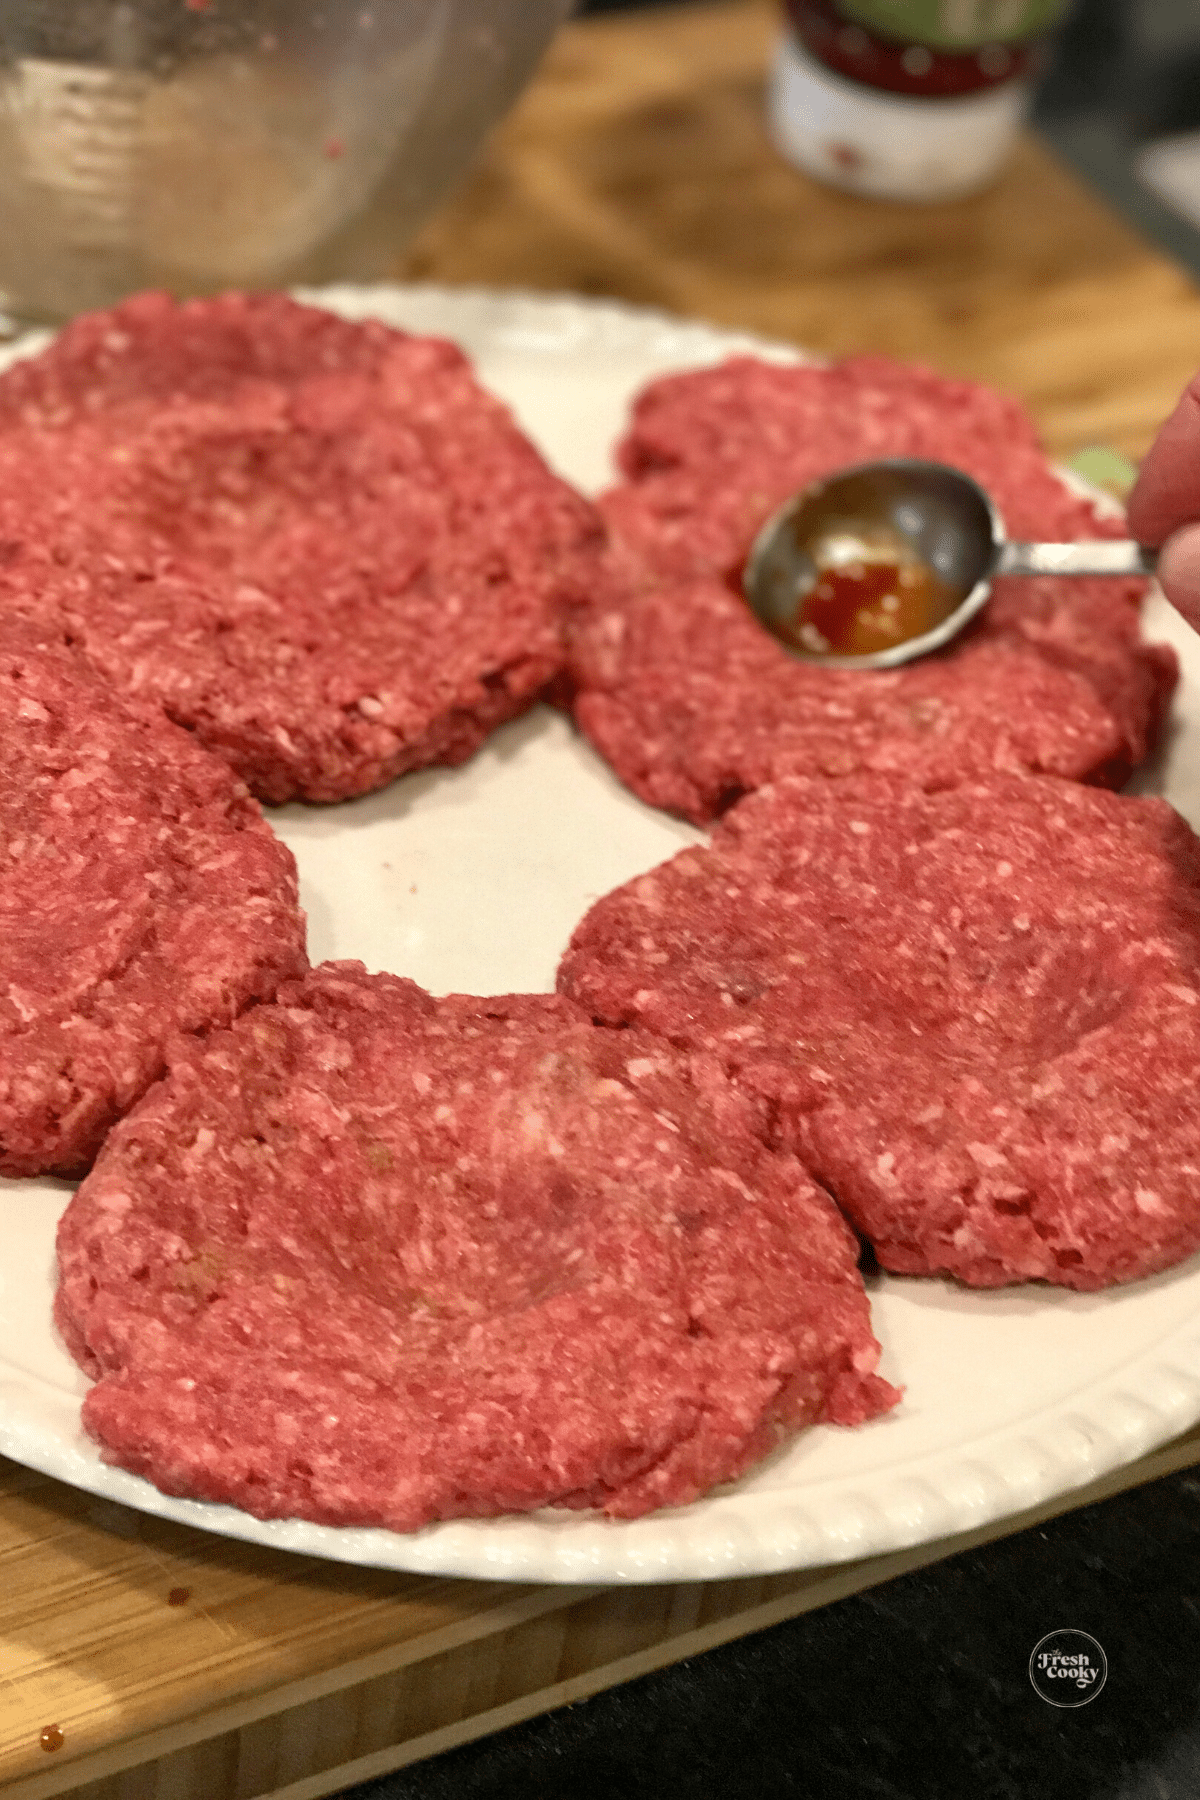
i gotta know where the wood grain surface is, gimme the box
[399,0,1200,462]
[5,1423,1200,1800]
[5,5,1200,1798]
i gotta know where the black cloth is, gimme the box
[337,1466,1200,1800]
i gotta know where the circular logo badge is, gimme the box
[1029,1630,1107,1706]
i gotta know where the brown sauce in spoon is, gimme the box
[770,525,961,658]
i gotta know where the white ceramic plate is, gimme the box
[3,286,1200,1586]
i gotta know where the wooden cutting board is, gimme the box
[4,1426,1200,1800]
[399,0,1200,464]
[7,4,1200,1796]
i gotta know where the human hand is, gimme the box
[1126,372,1200,631]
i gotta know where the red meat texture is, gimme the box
[0,291,605,803]
[559,774,1200,1291]
[0,615,307,1177]
[569,357,1176,823]
[54,966,898,1530]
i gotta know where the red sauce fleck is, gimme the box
[787,557,957,658]
[168,1586,191,1606]
[40,1725,64,1752]
[826,141,866,173]
[323,137,345,160]
[184,0,212,11]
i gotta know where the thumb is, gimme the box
[1156,522,1200,634]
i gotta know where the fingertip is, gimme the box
[1126,374,1200,544]
[1156,522,1200,633]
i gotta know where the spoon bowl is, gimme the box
[744,459,1157,670]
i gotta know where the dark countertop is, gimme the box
[341,1464,1200,1799]
[1034,0,1200,283]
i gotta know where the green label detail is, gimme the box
[836,0,1071,48]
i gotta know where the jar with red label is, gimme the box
[769,0,1073,201]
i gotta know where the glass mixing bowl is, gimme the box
[0,0,571,320]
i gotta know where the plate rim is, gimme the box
[1,280,1195,1586]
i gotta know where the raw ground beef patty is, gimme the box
[0,291,604,803]
[571,357,1177,823]
[559,774,1200,1291]
[54,964,898,1530]
[0,615,306,1177]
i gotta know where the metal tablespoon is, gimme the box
[743,459,1158,671]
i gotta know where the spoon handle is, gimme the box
[996,541,1158,578]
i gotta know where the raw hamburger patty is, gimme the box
[570,357,1176,823]
[0,615,306,1177]
[559,774,1200,1291]
[0,291,604,803]
[54,964,898,1530]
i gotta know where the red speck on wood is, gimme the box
[40,1726,64,1752]
[825,140,865,172]
[324,137,345,160]
[168,1586,191,1606]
